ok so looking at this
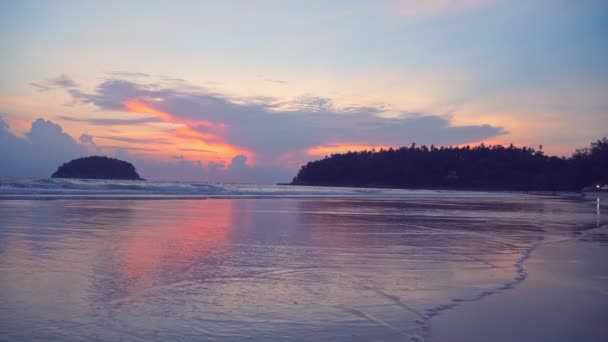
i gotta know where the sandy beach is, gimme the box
[0,189,605,341]
[429,232,608,342]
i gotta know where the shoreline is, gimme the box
[409,240,542,342]
[288,181,591,194]
[0,188,590,201]
[426,226,608,342]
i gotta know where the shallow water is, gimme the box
[0,191,602,341]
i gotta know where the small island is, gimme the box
[51,156,144,180]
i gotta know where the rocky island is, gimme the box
[51,156,144,180]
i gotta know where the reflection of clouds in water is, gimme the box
[295,196,602,339]
[0,195,601,341]
[597,198,601,228]
[0,200,138,323]
[122,200,235,279]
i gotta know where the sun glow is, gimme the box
[123,100,173,121]
[307,143,393,156]
[121,99,253,164]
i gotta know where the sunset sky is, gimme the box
[1,0,607,182]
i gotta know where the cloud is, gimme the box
[179,148,217,153]
[32,75,505,182]
[49,74,78,88]
[29,75,78,93]
[96,135,171,144]
[110,71,150,78]
[61,78,505,167]
[104,145,157,152]
[217,154,292,183]
[58,115,160,126]
[112,149,291,183]
[0,117,8,130]
[0,117,88,177]
[79,133,94,144]
[386,0,490,17]
[257,74,288,85]
[111,148,209,181]
[0,117,293,182]
[29,82,51,92]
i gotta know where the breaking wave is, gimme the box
[0,177,530,199]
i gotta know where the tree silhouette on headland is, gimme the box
[291,138,608,191]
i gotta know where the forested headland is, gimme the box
[291,138,608,191]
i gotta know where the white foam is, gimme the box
[407,240,542,341]
[410,223,607,341]
[0,177,539,199]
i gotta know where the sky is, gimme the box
[1,0,607,183]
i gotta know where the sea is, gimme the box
[0,177,606,341]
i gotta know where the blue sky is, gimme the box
[1,0,607,182]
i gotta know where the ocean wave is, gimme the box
[0,177,579,200]
[0,177,227,196]
[0,177,398,198]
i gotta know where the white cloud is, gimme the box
[0,117,88,177]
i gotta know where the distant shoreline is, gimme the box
[287,182,585,195]
[2,177,602,201]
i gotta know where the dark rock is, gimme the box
[51,156,143,180]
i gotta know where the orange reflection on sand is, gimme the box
[308,143,392,156]
[123,200,237,282]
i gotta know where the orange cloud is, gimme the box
[123,100,173,121]
[173,125,216,141]
[121,99,253,164]
[308,143,393,156]
[123,100,216,128]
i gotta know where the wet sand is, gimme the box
[0,194,604,341]
[429,233,608,342]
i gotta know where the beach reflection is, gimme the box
[122,200,235,283]
[597,197,601,228]
[0,196,600,341]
